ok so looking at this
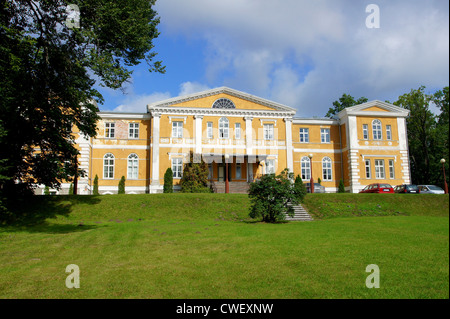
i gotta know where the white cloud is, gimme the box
[178,81,211,96]
[113,92,171,113]
[156,0,449,116]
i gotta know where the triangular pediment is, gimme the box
[337,100,410,118]
[147,87,296,114]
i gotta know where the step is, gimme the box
[285,204,313,221]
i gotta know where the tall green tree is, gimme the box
[0,0,164,202]
[325,93,368,118]
[394,86,449,186]
[163,167,173,193]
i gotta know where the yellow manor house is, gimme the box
[43,87,411,194]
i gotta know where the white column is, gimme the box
[347,116,361,193]
[75,133,92,194]
[397,117,411,184]
[151,112,161,187]
[245,116,253,155]
[284,118,294,173]
[194,115,203,156]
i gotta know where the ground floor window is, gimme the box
[172,158,183,178]
[322,157,332,181]
[127,154,139,179]
[374,159,385,179]
[365,159,371,178]
[236,163,242,179]
[301,157,311,180]
[266,159,275,174]
[388,159,395,179]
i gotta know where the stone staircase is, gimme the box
[285,203,313,221]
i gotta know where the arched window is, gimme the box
[219,117,229,139]
[322,157,332,181]
[103,153,115,179]
[212,98,235,109]
[127,153,139,180]
[301,156,311,180]
[372,119,382,140]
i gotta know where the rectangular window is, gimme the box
[321,128,330,143]
[208,164,213,180]
[236,163,242,179]
[105,122,115,138]
[374,159,385,179]
[389,159,395,179]
[266,159,275,174]
[299,128,309,143]
[207,122,213,139]
[363,124,369,140]
[172,121,183,138]
[235,123,241,139]
[386,125,392,141]
[172,158,183,178]
[365,159,371,179]
[264,124,274,140]
[128,123,139,139]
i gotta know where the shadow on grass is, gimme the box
[1,195,102,233]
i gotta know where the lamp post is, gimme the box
[441,158,448,194]
[225,154,230,194]
[308,153,314,193]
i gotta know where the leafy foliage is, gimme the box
[93,174,99,195]
[338,179,346,193]
[163,168,173,193]
[248,169,306,223]
[325,94,368,118]
[118,176,126,194]
[180,152,211,193]
[0,0,164,202]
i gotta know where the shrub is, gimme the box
[180,152,211,193]
[93,174,99,195]
[44,186,50,195]
[118,176,126,194]
[338,179,346,193]
[294,174,307,202]
[164,168,173,193]
[68,183,73,195]
[248,168,304,223]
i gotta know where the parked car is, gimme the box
[305,183,326,193]
[394,184,420,194]
[417,185,445,194]
[359,183,394,193]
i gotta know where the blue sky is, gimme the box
[97,0,449,117]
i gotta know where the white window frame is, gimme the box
[321,128,330,143]
[128,122,139,139]
[266,159,275,174]
[103,153,115,179]
[127,153,139,180]
[299,128,309,143]
[386,125,392,141]
[172,158,183,179]
[207,122,213,139]
[264,124,274,141]
[172,121,183,138]
[322,157,332,181]
[301,156,311,180]
[363,124,369,140]
[388,159,395,179]
[219,117,229,139]
[372,119,382,140]
[105,122,115,139]
[374,159,385,179]
[365,159,371,179]
[235,123,241,139]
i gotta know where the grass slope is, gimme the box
[0,194,448,299]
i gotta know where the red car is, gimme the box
[359,183,394,193]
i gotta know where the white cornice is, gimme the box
[337,100,409,119]
[147,87,297,114]
[98,112,150,120]
[293,118,339,125]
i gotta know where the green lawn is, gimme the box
[0,193,448,299]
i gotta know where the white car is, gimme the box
[418,185,445,194]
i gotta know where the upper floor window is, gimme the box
[299,128,309,143]
[207,122,213,139]
[372,119,382,140]
[212,98,235,109]
[219,117,229,139]
[105,122,115,138]
[264,124,274,140]
[363,124,369,140]
[103,153,115,179]
[386,125,392,141]
[127,154,139,180]
[129,123,139,139]
[321,128,330,143]
[235,123,241,139]
[172,121,183,138]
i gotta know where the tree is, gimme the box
[433,87,449,187]
[0,1,164,203]
[68,183,73,195]
[163,167,173,193]
[394,86,442,185]
[325,93,368,118]
[248,169,305,223]
[338,179,345,193]
[118,176,126,194]
[93,174,99,195]
[294,174,307,200]
[180,152,211,193]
